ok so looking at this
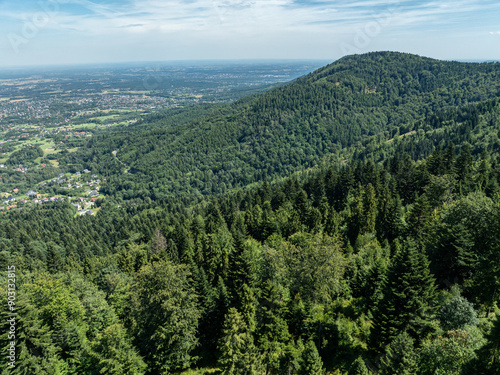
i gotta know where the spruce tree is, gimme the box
[300,340,324,375]
[47,242,64,274]
[406,194,432,243]
[347,187,364,244]
[379,332,418,375]
[150,228,167,259]
[0,293,68,374]
[349,356,370,375]
[227,235,255,299]
[257,280,291,374]
[240,284,256,332]
[456,144,473,188]
[133,260,200,373]
[218,308,264,375]
[362,183,377,234]
[371,240,437,352]
[476,313,500,374]
[86,324,147,375]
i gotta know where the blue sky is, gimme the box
[0,0,499,67]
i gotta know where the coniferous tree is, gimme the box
[475,313,500,374]
[427,145,445,175]
[379,332,418,375]
[240,284,257,332]
[406,194,433,243]
[362,183,377,234]
[132,260,200,373]
[300,340,324,375]
[150,228,167,259]
[371,240,437,352]
[347,188,364,245]
[258,280,291,374]
[295,189,311,227]
[218,308,264,375]
[443,144,456,173]
[376,185,393,241]
[227,235,254,299]
[0,293,68,374]
[85,324,147,375]
[456,144,473,189]
[47,242,64,274]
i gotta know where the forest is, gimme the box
[1,52,500,374]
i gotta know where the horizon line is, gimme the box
[0,53,498,72]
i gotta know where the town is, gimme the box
[1,168,102,216]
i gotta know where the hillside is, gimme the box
[1,52,500,375]
[60,52,500,201]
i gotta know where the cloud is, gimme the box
[1,0,500,65]
[1,0,498,36]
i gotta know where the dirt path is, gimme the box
[112,150,130,173]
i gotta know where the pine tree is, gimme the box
[456,144,473,188]
[133,260,201,373]
[300,340,324,375]
[240,284,256,332]
[257,280,291,374]
[150,228,167,258]
[0,293,68,374]
[86,323,147,375]
[47,242,64,273]
[349,356,370,375]
[379,332,418,375]
[371,240,437,352]
[218,308,264,375]
[362,183,377,234]
[476,313,500,374]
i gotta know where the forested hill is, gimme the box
[2,52,500,374]
[62,52,500,200]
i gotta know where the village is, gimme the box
[0,169,103,216]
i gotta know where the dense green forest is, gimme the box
[1,52,500,374]
[57,51,500,201]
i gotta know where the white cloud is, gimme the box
[1,0,497,36]
[1,0,500,65]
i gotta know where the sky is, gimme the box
[0,0,499,67]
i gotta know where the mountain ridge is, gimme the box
[60,51,500,200]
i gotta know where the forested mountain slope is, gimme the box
[3,134,500,374]
[2,52,500,375]
[61,52,500,200]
